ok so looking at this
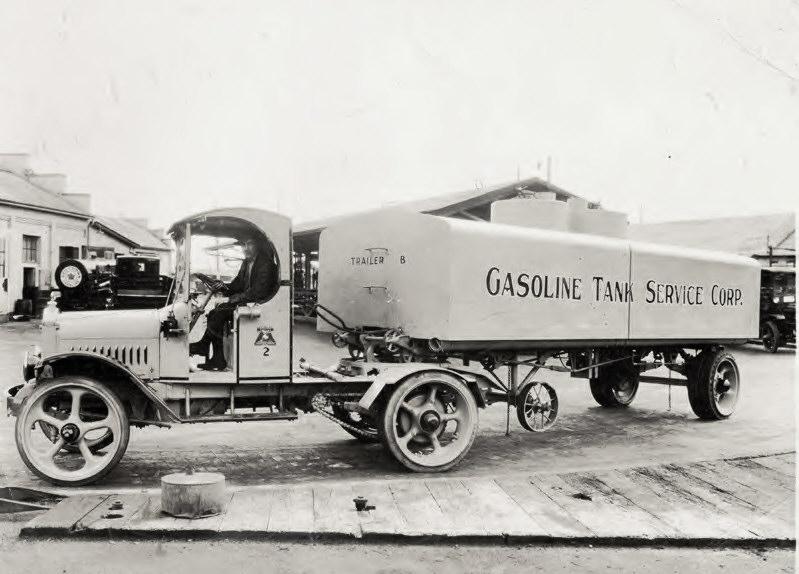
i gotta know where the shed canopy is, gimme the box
[630,213,795,259]
[293,176,587,253]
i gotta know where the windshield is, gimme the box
[167,233,188,305]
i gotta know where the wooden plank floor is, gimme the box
[20,453,796,543]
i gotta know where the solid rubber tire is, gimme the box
[589,363,639,408]
[761,321,781,353]
[686,350,739,420]
[16,376,130,487]
[380,372,478,473]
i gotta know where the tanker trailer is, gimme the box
[317,209,759,423]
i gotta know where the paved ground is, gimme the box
[19,453,795,544]
[0,518,792,574]
[0,321,794,492]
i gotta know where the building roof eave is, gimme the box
[0,198,90,220]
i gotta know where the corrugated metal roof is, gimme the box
[630,213,795,257]
[0,169,89,218]
[294,176,583,236]
[93,215,171,251]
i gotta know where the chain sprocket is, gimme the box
[311,393,379,441]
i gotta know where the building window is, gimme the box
[59,246,80,262]
[22,235,40,264]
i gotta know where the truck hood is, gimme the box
[57,308,161,341]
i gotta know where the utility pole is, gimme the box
[215,236,220,279]
[546,156,552,183]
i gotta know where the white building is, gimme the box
[0,153,173,319]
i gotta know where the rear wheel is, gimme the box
[687,350,740,420]
[761,321,781,353]
[380,372,478,473]
[16,377,130,486]
[589,361,639,407]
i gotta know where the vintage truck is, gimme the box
[757,267,795,353]
[6,206,759,486]
[55,255,172,311]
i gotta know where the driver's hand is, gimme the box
[212,280,226,293]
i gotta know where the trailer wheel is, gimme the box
[380,372,478,473]
[516,381,559,432]
[15,377,130,486]
[589,362,639,408]
[761,321,781,353]
[687,350,740,420]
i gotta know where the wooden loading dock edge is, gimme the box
[19,452,795,546]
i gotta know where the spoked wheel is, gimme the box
[381,372,478,473]
[40,423,114,454]
[687,350,740,420]
[589,362,639,408]
[516,381,559,432]
[15,377,130,486]
[332,405,380,443]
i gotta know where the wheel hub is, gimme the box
[419,410,441,433]
[60,423,80,444]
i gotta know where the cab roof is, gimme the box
[168,207,291,240]
[168,207,291,283]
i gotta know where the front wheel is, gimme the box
[687,350,740,420]
[761,321,781,353]
[380,372,478,473]
[16,377,130,486]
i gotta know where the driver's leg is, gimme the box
[189,331,211,358]
[199,304,235,370]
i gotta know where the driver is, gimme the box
[190,238,271,370]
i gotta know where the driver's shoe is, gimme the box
[198,358,227,371]
[198,339,226,370]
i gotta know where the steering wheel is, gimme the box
[193,272,222,290]
[189,273,226,328]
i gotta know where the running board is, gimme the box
[180,412,299,424]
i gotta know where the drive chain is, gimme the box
[311,393,379,441]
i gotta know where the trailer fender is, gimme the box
[34,351,179,422]
[356,364,486,411]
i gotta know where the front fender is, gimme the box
[356,363,486,411]
[37,351,179,422]
[5,381,36,418]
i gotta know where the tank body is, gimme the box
[317,211,760,347]
[490,194,569,232]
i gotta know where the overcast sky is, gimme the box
[1,1,797,229]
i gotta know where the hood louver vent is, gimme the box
[70,344,150,367]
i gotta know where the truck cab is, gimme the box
[160,208,293,383]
